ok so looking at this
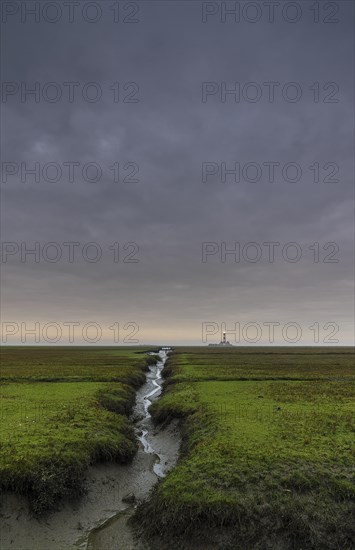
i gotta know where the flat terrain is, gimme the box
[0,346,157,513]
[135,347,355,550]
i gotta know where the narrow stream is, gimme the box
[136,350,169,477]
[86,349,180,549]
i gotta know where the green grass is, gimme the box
[0,346,157,514]
[163,347,355,383]
[134,347,355,550]
[0,346,157,383]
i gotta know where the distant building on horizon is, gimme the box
[208,331,233,347]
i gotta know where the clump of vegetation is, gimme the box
[0,347,157,514]
[133,347,355,549]
[146,354,162,366]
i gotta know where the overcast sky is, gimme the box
[1,0,354,345]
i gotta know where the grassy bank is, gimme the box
[133,347,355,549]
[0,346,157,514]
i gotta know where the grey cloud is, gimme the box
[1,1,354,344]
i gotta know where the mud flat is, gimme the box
[0,351,180,550]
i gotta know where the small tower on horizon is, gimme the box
[208,330,233,347]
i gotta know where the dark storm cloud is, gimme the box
[1,1,354,344]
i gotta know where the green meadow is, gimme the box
[1,345,354,547]
[135,347,355,550]
[0,346,157,514]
